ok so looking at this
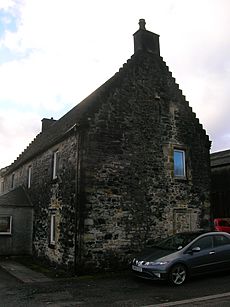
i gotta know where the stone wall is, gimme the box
[1,51,211,273]
[79,51,211,270]
[29,134,79,269]
[2,134,79,270]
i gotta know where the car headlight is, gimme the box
[145,261,169,266]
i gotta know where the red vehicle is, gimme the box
[214,218,230,233]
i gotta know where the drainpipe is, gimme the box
[74,125,84,275]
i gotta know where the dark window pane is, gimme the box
[0,216,12,234]
[214,235,230,247]
[191,236,213,250]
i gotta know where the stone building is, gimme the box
[211,149,230,218]
[0,20,211,272]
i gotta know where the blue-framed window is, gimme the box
[174,149,186,178]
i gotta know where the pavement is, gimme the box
[0,259,52,283]
[144,292,230,306]
[1,259,230,306]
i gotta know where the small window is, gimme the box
[52,150,58,180]
[50,214,56,245]
[28,166,32,188]
[174,149,186,178]
[0,179,4,194]
[11,173,15,188]
[0,216,12,235]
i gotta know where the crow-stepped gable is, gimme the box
[0,20,211,273]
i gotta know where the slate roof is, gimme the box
[6,56,133,174]
[211,150,230,168]
[0,186,32,207]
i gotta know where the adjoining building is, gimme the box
[211,150,230,218]
[0,186,33,255]
[0,20,211,273]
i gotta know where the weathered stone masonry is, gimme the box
[1,20,211,272]
[80,47,211,270]
[1,131,81,268]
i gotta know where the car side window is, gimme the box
[190,236,213,250]
[214,235,230,247]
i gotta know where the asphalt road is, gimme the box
[1,266,230,306]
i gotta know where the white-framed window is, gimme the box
[174,149,186,178]
[50,214,56,245]
[0,216,12,235]
[52,150,58,180]
[0,179,4,194]
[28,166,32,188]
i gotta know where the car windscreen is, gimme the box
[152,233,202,250]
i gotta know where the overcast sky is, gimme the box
[0,0,230,168]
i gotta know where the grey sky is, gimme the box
[0,0,230,168]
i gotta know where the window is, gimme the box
[50,214,56,245]
[28,166,32,188]
[191,236,213,250]
[0,179,4,194]
[52,150,58,180]
[0,216,12,235]
[174,149,186,178]
[214,235,230,247]
[11,173,15,188]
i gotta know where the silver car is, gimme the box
[132,231,230,286]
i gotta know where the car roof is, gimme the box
[177,230,230,237]
[194,231,230,237]
[178,230,209,235]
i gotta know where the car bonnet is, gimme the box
[135,247,180,262]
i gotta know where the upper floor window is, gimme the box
[27,166,32,188]
[174,149,186,178]
[52,150,59,180]
[11,173,15,189]
[0,179,4,194]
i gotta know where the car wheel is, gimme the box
[168,264,187,286]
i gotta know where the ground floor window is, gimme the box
[0,216,12,235]
[50,214,56,245]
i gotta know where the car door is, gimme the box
[212,234,230,271]
[185,235,219,275]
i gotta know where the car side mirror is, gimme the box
[187,246,201,254]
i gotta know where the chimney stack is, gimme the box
[41,117,56,132]
[133,19,160,55]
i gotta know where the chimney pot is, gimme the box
[139,19,146,30]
